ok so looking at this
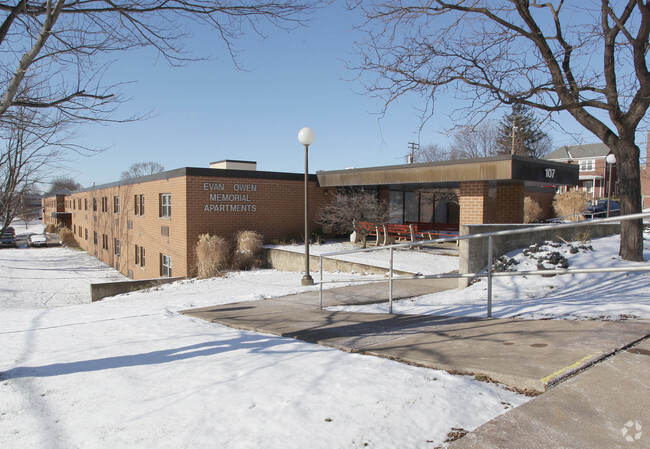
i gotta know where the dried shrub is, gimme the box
[553,190,589,221]
[58,227,77,246]
[524,197,543,223]
[196,234,231,279]
[45,224,57,233]
[233,230,264,270]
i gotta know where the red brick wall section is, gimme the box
[459,181,490,225]
[495,182,524,223]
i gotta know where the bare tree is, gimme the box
[412,143,451,163]
[0,1,316,234]
[317,189,389,248]
[0,1,316,123]
[353,0,649,261]
[0,106,69,233]
[47,176,82,195]
[121,161,165,180]
[449,122,500,159]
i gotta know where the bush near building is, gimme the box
[196,234,231,279]
[553,190,589,221]
[232,230,264,271]
[58,227,77,247]
[524,197,543,223]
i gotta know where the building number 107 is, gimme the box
[545,168,556,179]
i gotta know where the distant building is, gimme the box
[545,137,650,209]
[545,143,615,199]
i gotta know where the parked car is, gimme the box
[29,234,48,247]
[585,200,620,218]
[1,227,17,248]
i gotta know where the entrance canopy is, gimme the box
[317,155,577,190]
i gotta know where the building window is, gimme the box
[579,159,595,171]
[135,245,146,267]
[78,198,82,209]
[93,198,97,212]
[85,228,88,240]
[582,180,594,194]
[114,238,120,257]
[160,193,171,218]
[102,234,108,250]
[113,196,120,213]
[84,198,88,210]
[161,254,172,277]
[134,194,145,216]
[101,196,108,212]
[94,231,98,246]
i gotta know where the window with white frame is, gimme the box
[114,238,120,257]
[113,196,120,213]
[161,253,172,277]
[160,193,171,218]
[579,159,595,171]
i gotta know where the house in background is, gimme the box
[545,137,650,209]
[544,143,616,199]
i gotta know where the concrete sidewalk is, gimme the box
[181,278,650,447]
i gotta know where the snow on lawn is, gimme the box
[268,241,459,275]
[1,247,527,449]
[331,233,650,320]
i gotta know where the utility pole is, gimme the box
[407,142,419,163]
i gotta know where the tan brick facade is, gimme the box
[459,181,491,225]
[43,168,328,280]
[495,182,525,223]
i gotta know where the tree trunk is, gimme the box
[615,140,644,262]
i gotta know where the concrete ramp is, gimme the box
[182,280,650,393]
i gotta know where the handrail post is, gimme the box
[389,246,394,314]
[319,255,323,310]
[487,235,493,318]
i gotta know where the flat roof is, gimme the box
[317,155,578,190]
[73,167,319,194]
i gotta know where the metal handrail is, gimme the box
[318,212,650,317]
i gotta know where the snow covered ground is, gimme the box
[331,233,650,321]
[1,236,525,449]
[268,241,459,275]
[2,222,648,448]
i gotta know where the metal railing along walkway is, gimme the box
[318,213,650,318]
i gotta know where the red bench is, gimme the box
[358,221,459,245]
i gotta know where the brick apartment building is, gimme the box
[43,156,577,280]
[43,162,327,279]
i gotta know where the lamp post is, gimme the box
[298,127,315,286]
[606,153,616,217]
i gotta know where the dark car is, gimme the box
[0,226,17,248]
[585,200,620,218]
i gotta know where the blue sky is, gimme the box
[63,2,623,188]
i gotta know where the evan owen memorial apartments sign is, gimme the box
[203,182,257,213]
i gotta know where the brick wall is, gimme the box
[459,181,490,225]
[495,182,524,223]
[66,170,330,280]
